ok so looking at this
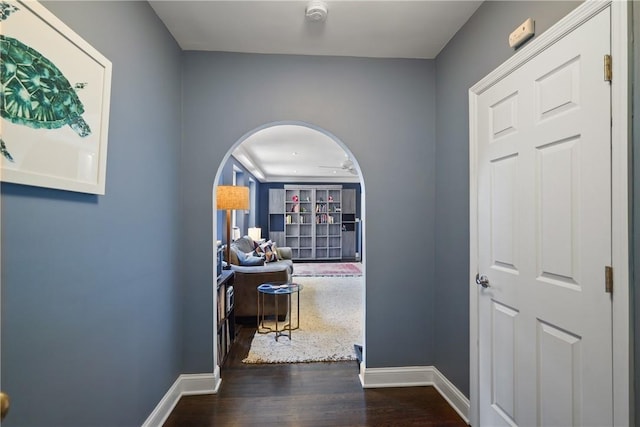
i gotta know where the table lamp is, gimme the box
[248,227,262,242]
[217,185,249,269]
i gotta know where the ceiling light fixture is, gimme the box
[305,0,328,22]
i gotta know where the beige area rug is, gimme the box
[242,276,363,364]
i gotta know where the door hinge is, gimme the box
[604,55,612,82]
[605,266,613,294]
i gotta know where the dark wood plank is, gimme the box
[163,327,467,426]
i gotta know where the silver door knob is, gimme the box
[475,273,490,288]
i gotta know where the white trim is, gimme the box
[610,1,631,425]
[359,365,470,424]
[468,88,480,427]
[469,1,630,425]
[141,372,220,427]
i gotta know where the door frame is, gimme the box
[468,2,630,426]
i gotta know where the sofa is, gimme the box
[225,236,294,322]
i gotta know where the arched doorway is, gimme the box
[211,121,366,383]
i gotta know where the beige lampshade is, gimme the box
[216,185,249,210]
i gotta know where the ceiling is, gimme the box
[233,125,358,183]
[149,0,483,182]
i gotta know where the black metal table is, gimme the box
[256,283,303,341]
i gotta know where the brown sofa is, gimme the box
[226,236,294,322]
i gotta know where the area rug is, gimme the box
[243,276,363,364]
[292,262,362,277]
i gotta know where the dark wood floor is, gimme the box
[163,327,467,426]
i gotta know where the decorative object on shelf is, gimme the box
[217,185,249,270]
[248,227,262,241]
[0,0,113,194]
[328,195,333,201]
[292,195,299,202]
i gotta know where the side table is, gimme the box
[256,283,303,341]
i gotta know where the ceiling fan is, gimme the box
[318,159,357,175]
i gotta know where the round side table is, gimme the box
[256,283,303,341]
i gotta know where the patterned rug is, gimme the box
[292,262,362,277]
[243,276,363,364]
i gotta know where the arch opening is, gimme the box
[211,120,367,379]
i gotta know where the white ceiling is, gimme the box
[149,1,482,59]
[233,125,358,183]
[149,0,483,182]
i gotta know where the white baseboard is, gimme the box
[359,365,470,424]
[142,369,221,427]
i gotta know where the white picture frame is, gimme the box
[1,0,112,195]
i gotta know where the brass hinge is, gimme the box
[604,55,612,82]
[605,266,613,294]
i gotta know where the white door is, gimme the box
[475,7,612,426]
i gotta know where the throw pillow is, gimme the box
[259,240,279,262]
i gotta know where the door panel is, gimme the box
[491,301,518,424]
[491,155,518,272]
[537,320,582,427]
[537,136,580,287]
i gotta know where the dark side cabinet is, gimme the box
[216,270,235,366]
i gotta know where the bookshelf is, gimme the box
[269,185,355,260]
[216,270,235,366]
[314,187,342,260]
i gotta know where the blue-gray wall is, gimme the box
[1,2,183,426]
[181,53,437,372]
[433,1,585,396]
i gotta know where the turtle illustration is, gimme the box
[0,1,16,20]
[0,1,91,162]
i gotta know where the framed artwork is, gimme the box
[0,0,112,194]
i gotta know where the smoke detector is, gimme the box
[305,0,328,22]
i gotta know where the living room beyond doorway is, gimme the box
[213,121,367,381]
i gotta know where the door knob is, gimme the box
[0,391,9,420]
[475,273,490,288]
